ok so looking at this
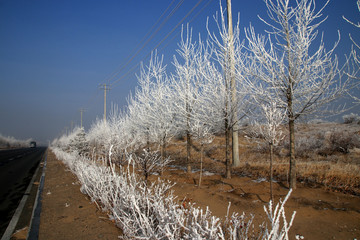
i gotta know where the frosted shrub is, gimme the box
[294,136,323,157]
[343,113,360,124]
[262,189,296,240]
[52,147,295,239]
[223,205,255,239]
[328,130,360,153]
[129,149,172,181]
[0,134,32,149]
[68,127,89,156]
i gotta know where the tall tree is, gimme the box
[343,0,360,103]
[206,3,249,178]
[245,0,352,189]
[172,25,203,173]
[128,52,175,161]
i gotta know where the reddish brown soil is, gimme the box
[37,150,359,239]
[156,168,360,239]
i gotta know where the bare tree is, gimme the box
[343,0,360,49]
[127,52,176,173]
[343,0,360,103]
[253,101,286,201]
[172,25,203,174]
[130,149,172,183]
[245,0,353,189]
[206,4,250,178]
[190,119,214,187]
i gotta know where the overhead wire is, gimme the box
[110,0,208,88]
[76,0,182,125]
[99,0,181,86]
[74,0,212,131]
[158,0,214,53]
[108,0,185,82]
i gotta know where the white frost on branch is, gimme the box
[52,146,296,240]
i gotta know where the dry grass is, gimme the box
[165,123,360,195]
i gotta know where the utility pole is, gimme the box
[100,84,111,123]
[79,108,86,128]
[227,0,240,167]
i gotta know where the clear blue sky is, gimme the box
[0,0,359,145]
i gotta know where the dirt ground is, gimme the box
[157,168,360,239]
[30,150,360,239]
[38,151,122,240]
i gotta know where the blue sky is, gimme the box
[0,0,359,145]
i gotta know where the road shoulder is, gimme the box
[38,150,121,240]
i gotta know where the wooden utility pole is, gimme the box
[227,0,240,167]
[100,84,110,122]
[79,108,86,128]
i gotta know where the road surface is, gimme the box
[0,147,47,237]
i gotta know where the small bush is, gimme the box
[328,130,360,153]
[52,147,296,240]
[130,149,172,181]
[343,113,360,124]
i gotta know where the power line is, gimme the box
[67,2,180,129]
[99,0,183,86]
[72,0,212,129]
[110,0,207,88]
[158,0,214,53]
[110,0,185,79]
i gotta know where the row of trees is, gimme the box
[55,0,359,190]
[0,133,33,149]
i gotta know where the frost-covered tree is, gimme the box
[190,119,214,187]
[69,127,89,156]
[146,76,174,166]
[245,0,353,189]
[172,25,203,173]
[343,0,360,103]
[87,119,113,163]
[127,52,176,173]
[254,101,285,201]
[205,5,251,178]
[343,0,360,60]
[0,134,33,149]
[130,149,171,182]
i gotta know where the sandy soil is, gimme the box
[35,150,360,239]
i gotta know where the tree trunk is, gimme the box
[146,128,150,151]
[269,142,274,203]
[186,130,192,173]
[225,124,231,179]
[289,118,296,189]
[199,143,204,187]
[160,135,166,176]
[284,8,296,189]
[232,128,240,167]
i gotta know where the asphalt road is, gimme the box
[0,147,47,237]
